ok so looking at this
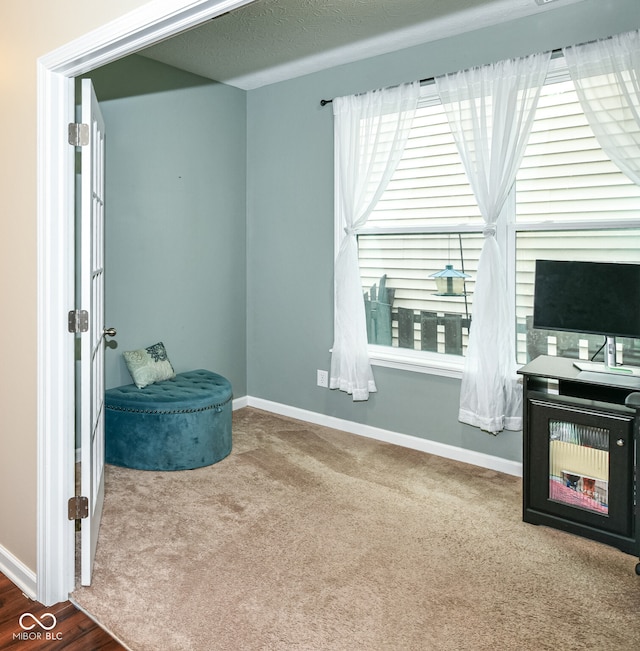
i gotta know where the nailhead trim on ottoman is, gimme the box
[105,369,232,471]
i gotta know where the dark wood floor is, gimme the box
[0,572,126,650]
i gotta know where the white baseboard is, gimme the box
[232,396,249,410]
[245,396,523,477]
[82,395,521,475]
[0,543,37,600]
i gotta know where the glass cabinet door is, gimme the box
[548,420,609,515]
[527,397,634,537]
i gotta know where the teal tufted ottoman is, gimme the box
[105,369,232,471]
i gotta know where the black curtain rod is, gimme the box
[320,75,434,106]
[320,48,563,106]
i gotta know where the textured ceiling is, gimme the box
[140,0,582,89]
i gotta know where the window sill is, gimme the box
[368,345,464,380]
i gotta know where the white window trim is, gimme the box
[369,344,466,378]
[343,54,640,379]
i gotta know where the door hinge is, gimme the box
[68,496,89,520]
[68,122,89,147]
[68,309,89,333]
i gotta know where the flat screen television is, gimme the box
[533,259,640,375]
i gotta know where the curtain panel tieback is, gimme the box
[330,81,420,401]
[436,50,550,434]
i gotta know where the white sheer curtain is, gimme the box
[330,82,419,400]
[564,30,640,186]
[435,53,550,434]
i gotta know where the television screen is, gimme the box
[533,260,640,340]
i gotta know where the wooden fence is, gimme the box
[524,316,640,365]
[365,279,640,364]
[364,274,395,346]
[395,309,470,354]
[364,275,470,354]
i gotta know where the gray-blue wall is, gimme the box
[88,56,247,396]
[92,0,640,467]
[246,0,640,464]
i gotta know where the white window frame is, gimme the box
[342,56,640,379]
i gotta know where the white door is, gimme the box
[79,78,111,586]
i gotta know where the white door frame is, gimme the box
[36,0,253,606]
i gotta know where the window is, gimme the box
[354,57,640,375]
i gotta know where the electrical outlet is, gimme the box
[317,369,329,388]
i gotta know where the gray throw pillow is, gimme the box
[123,341,176,389]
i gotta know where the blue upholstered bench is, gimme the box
[105,369,232,471]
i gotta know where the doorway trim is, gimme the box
[37,0,253,606]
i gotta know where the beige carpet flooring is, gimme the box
[72,408,640,650]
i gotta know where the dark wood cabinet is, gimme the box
[519,356,640,573]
